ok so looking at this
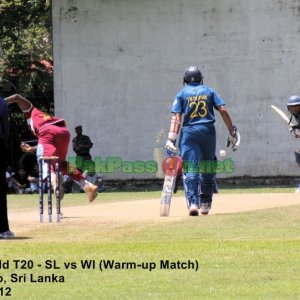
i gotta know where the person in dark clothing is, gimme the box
[11,167,31,194]
[0,96,14,239]
[72,125,93,171]
[28,163,39,193]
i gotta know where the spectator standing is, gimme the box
[72,125,93,171]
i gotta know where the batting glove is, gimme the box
[165,139,178,156]
[227,125,240,151]
[294,129,300,138]
[290,125,300,138]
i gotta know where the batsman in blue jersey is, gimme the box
[165,66,240,216]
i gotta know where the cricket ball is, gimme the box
[219,149,227,157]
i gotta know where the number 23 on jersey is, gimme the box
[189,100,208,118]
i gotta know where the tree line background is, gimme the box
[0,0,53,171]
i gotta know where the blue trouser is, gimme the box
[179,124,216,207]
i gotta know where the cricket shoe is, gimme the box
[0,230,15,239]
[200,203,211,215]
[189,203,199,216]
[84,182,98,203]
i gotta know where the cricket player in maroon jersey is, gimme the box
[5,94,98,203]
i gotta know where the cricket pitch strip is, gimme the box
[9,193,300,228]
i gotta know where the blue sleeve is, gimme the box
[171,91,183,113]
[212,89,225,109]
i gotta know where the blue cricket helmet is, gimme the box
[183,66,203,84]
[287,95,300,117]
[287,95,300,106]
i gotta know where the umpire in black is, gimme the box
[0,96,14,239]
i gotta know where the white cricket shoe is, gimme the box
[200,203,210,215]
[189,203,199,216]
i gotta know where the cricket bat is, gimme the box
[271,105,294,130]
[160,156,182,217]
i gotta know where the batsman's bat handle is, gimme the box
[173,173,182,194]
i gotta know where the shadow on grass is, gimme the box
[1,237,32,241]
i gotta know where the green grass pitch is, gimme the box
[1,188,299,299]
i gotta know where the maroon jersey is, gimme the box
[29,107,66,136]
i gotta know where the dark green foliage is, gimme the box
[0,0,53,168]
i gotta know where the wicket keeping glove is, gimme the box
[227,125,240,151]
